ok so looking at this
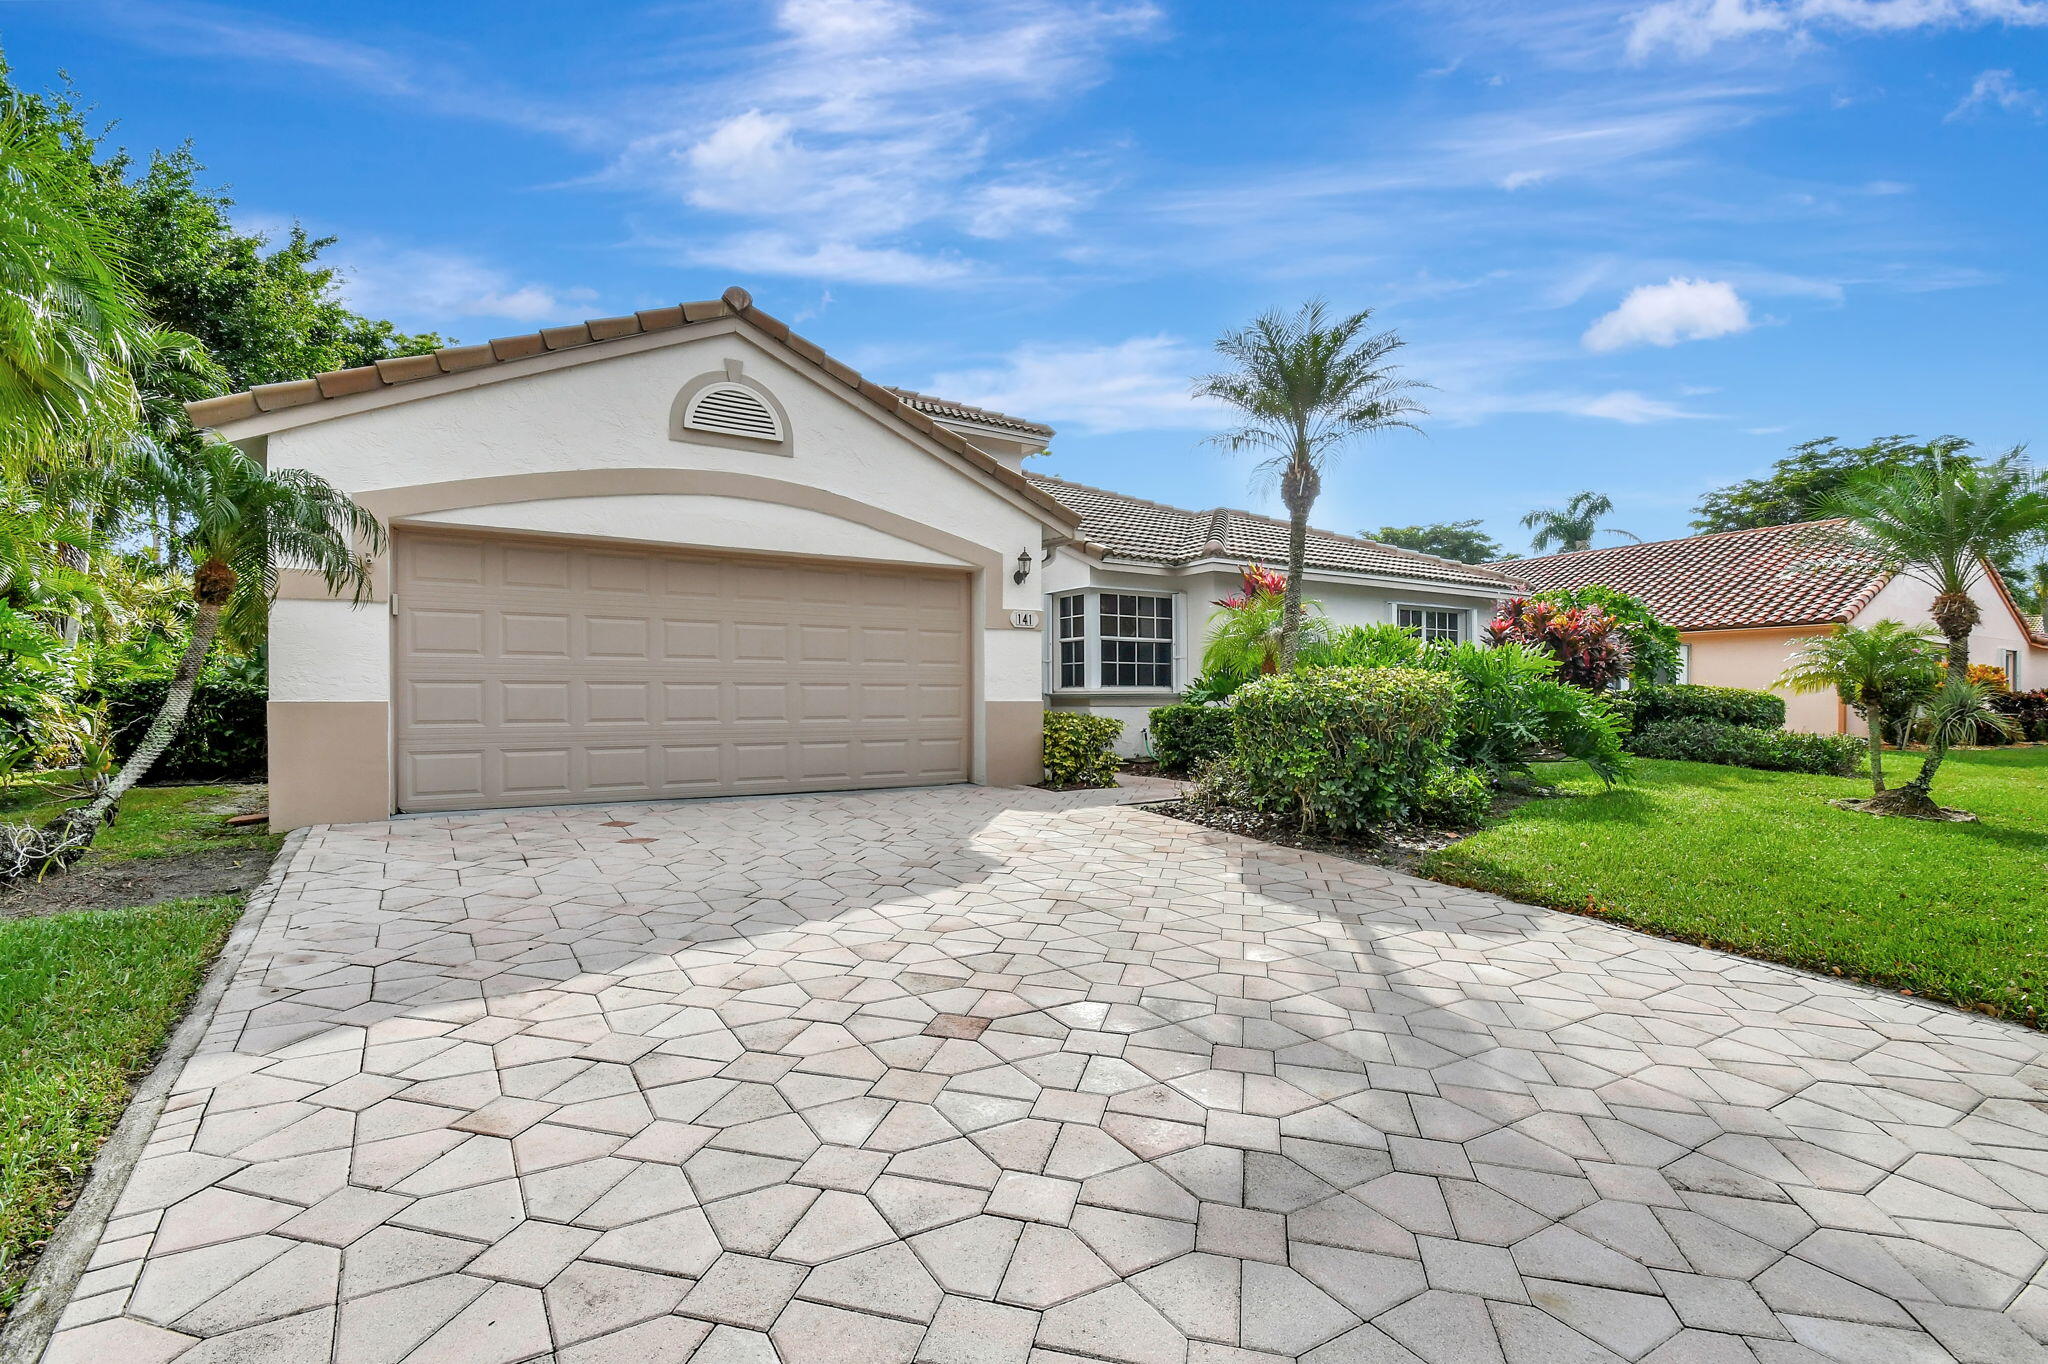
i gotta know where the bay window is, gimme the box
[1048,590,1181,691]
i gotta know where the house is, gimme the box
[185,289,1525,827]
[1512,519,2048,733]
[1029,476,1526,753]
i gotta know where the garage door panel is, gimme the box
[396,532,970,811]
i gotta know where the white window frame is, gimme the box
[2002,649,2020,690]
[1043,588,1183,693]
[1393,603,1470,645]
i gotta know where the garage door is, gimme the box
[393,531,971,812]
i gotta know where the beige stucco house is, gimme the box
[1514,521,2048,734]
[189,288,1525,827]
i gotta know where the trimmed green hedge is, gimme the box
[1626,682,1784,732]
[1149,704,1233,774]
[98,677,266,782]
[1630,718,1862,776]
[1230,667,1461,833]
[1043,710,1122,787]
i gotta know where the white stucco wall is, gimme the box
[1859,572,2040,690]
[256,323,1060,789]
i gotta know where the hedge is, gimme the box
[98,677,266,782]
[1043,710,1123,788]
[1625,682,1784,733]
[1630,718,1862,776]
[1148,703,1233,773]
[1229,667,1460,833]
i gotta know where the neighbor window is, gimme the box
[1099,593,1174,688]
[1397,605,1465,644]
[1056,594,1086,689]
[2003,649,2021,690]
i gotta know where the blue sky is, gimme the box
[5,1,2044,552]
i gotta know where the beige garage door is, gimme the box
[393,531,970,812]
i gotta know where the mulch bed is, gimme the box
[1140,787,1548,878]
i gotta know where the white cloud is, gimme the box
[1570,389,1707,421]
[1948,68,2046,120]
[1628,0,2048,60]
[332,248,586,327]
[1582,277,1752,351]
[671,232,984,287]
[924,336,1224,434]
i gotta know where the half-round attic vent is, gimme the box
[683,382,783,442]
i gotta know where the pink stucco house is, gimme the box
[1513,520,2048,734]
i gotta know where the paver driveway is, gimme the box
[34,781,2048,1364]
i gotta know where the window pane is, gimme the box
[1097,595,1174,688]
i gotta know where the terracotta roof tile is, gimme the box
[1026,473,1526,590]
[1508,520,1885,631]
[886,388,1054,439]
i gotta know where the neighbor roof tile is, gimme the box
[1508,520,1885,631]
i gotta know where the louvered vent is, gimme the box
[684,383,783,441]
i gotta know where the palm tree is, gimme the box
[1862,679,2016,818]
[1822,450,2048,675]
[1777,621,1941,796]
[1195,300,1426,671]
[1522,492,1638,554]
[2030,561,2048,636]
[68,441,382,833]
[0,97,145,475]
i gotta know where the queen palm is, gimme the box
[1822,450,2048,675]
[1777,621,1940,796]
[1195,301,1426,671]
[1521,491,1638,554]
[71,441,382,831]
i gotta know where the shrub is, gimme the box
[1528,586,1682,684]
[1149,704,1233,774]
[1043,710,1123,788]
[1626,682,1784,732]
[96,676,267,782]
[1630,718,1862,776]
[1989,689,2048,742]
[1423,641,1629,784]
[1418,764,1493,827]
[1300,623,1423,670]
[1484,597,1633,690]
[1228,667,1460,833]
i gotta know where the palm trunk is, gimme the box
[1943,631,1969,678]
[79,589,224,826]
[1864,704,1886,794]
[1861,735,1948,816]
[1276,455,1316,673]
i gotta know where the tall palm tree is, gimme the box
[1822,449,2048,675]
[1195,300,1426,670]
[0,97,145,475]
[71,441,382,831]
[2030,560,2048,636]
[1777,621,1941,796]
[1521,491,1638,554]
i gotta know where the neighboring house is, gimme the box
[184,289,1531,826]
[1029,476,1527,753]
[1513,519,2048,734]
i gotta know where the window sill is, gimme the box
[1047,689,1183,702]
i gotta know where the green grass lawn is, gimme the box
[1425,747,2048,1025]
[0,775,277,1317]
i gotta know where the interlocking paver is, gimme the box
[36,780,2048,1363]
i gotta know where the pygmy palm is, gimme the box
[1195,300,1426,671]
[1777,621,1940,795]
[1522,491,1637,554]
[78,442,382,827]
[1822,451,2048,675]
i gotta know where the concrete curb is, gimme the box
[0,827,309,1364]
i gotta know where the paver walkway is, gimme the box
[34,781,2048,1363]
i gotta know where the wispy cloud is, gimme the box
[1583,277,1752,350]
[1948,68,2045,120]
[331,246,592,329]
[924,335,1223,434]
[1627,0,2048,61]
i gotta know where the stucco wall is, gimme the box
[1679,629,1841,733]
[1859,572,2040,690]
[258,325,1058,823]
